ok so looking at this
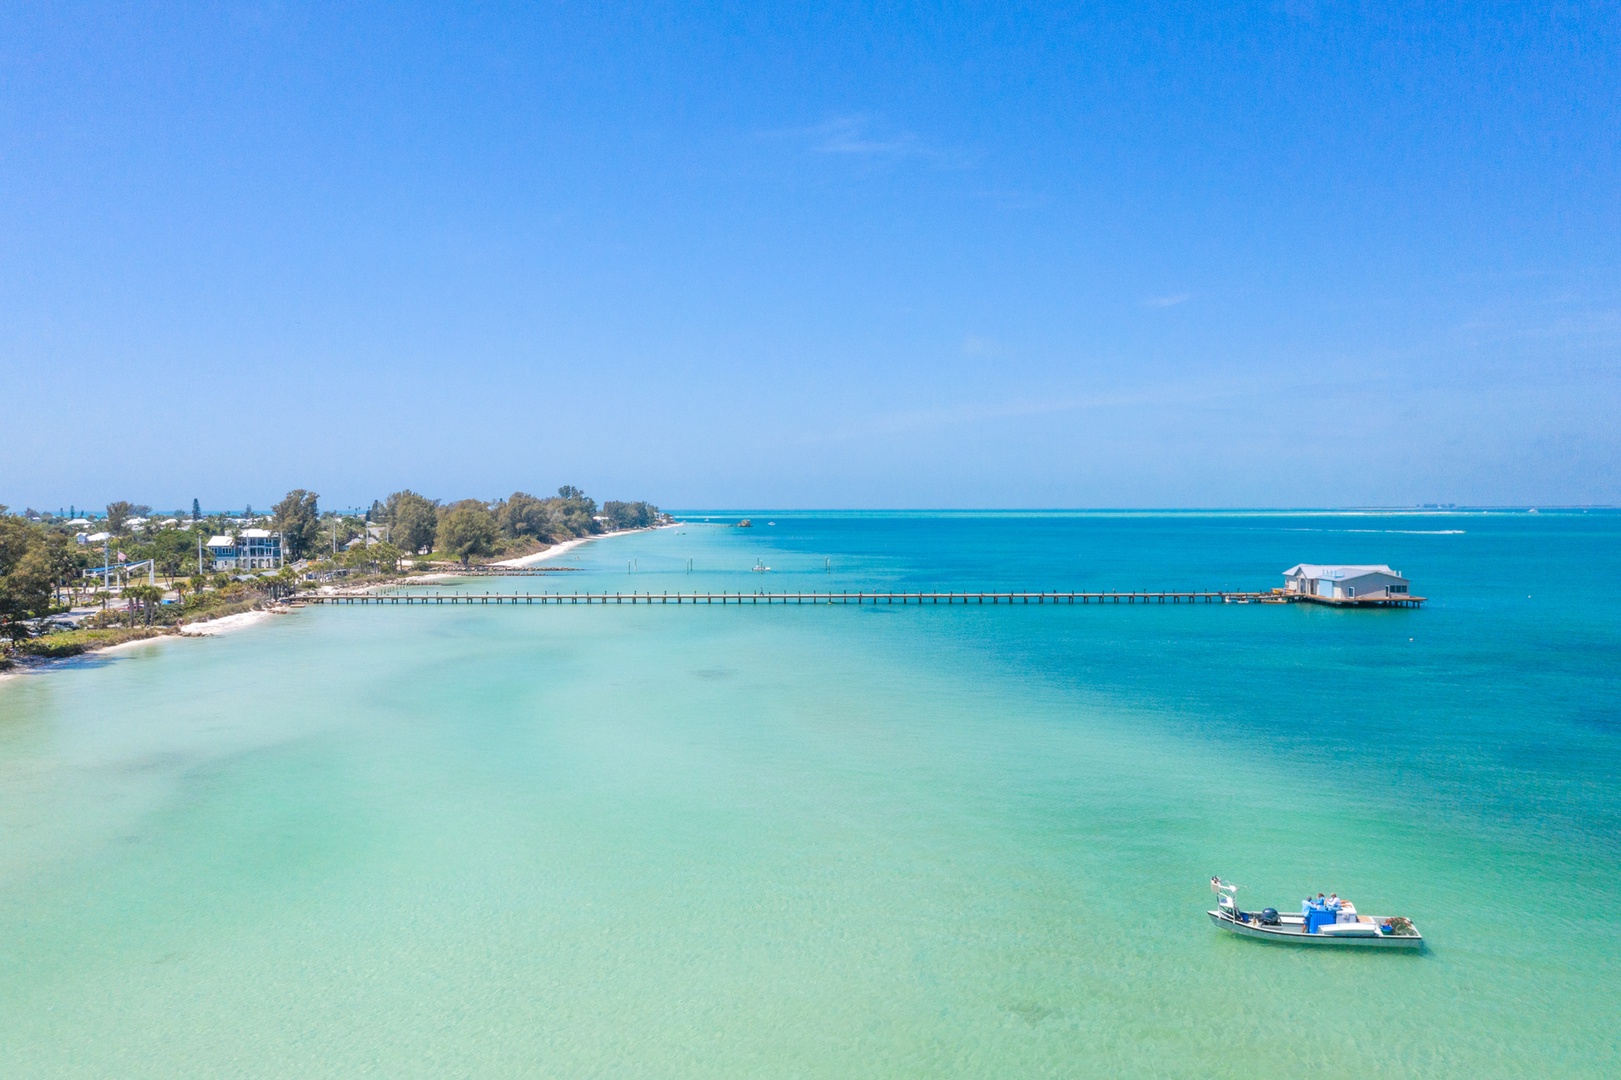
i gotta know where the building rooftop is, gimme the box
[1284,564,1403,580]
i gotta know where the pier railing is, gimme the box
[287,590,1423,608]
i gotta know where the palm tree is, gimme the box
[122,584,164,627]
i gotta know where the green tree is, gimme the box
[149,527,195,579]
[20,530,80,609]
[106,501,136,536]
[0,512,55,641]
[263,568,299,601]
[548,486,599,537]
[123,584,164,627]
[388,491,439,554]
[272,490,322,561]
[496,491,554,541]
[371,541,401,574]
[436,505,498,565]
[602,500,661,530]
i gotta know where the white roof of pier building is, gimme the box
[1284,564,1403,580]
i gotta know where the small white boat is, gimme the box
[751,559,771,572]
[1208,878,1422,949]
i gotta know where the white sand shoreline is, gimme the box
[1,525,677,684]
[490,524,675,569]
[0,608,290,685]
[178,609,284,636]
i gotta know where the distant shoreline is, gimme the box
[0,607,289,684]
[488,524,674,569]
[0,526,673,685]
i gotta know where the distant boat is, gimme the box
[752,558,770,573]
[767,521,775,526]
[1208,878,1422,949]
[737,519,753,528]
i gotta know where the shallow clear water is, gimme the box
[2,511,1618,1077]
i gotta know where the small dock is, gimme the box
[1290,593,1426,609]
[287,590,1423,607]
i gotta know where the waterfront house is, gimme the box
[207,529,283,571]
[1283,564,1411,600]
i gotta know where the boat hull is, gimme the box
[1208,911,1423,948]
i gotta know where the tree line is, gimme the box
[0,486,665,637]
[266,485,661,565]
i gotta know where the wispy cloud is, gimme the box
[960,335,1003,358]
[798,379,1258,446]
[1453,307,1621,344]
[1144,293,1190,309]
[764,115,972,169]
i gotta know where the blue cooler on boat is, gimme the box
[1307,908,1338,934]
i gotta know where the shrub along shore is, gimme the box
[1,485,665,670]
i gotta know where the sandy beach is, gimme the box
[490,535,597,567]
[2,527,672,683]
[491,524,673,568]
[178,609,285,636]
[0,608,291,684]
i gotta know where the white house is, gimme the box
[1283,564,1411,600]
[208,529,283,571]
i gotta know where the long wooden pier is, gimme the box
[287,589,1420,607]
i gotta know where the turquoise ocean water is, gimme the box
[1,511,1618,1077]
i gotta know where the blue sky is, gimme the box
[2,2,1618,510]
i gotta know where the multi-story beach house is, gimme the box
[1283,564,1410,600]
[207,529,283,571]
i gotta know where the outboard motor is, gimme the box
[1259,908,1280,926]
